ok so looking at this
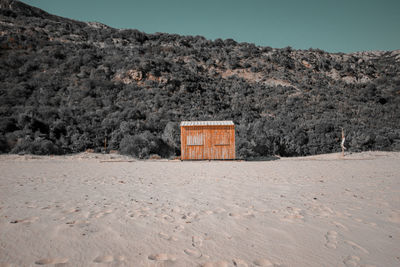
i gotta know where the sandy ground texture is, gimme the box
[0,151,399,267]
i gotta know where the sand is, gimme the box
[0,151,399,267]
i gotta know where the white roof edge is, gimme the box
[180,121,234,126]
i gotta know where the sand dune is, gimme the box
[0,152,399,266]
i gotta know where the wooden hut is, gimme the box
[180,121,235,160]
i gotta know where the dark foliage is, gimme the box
[1,0,399,158]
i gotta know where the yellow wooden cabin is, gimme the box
[180,121,235,160]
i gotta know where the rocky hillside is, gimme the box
[1,0,399,158]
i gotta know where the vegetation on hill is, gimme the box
[1,0,399,158]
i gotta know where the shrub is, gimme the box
[11,138,62,155]
[119,132,156,159]
[0,135,8,153]
[161,122,180,153]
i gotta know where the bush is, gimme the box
[11,138,62,155]
[161,122,180,154]
[0,135,8,153]
[119,132,156,159]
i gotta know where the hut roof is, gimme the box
[180,121,234,126]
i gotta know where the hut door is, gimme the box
[212,130,230,159]
[186,128,204,159]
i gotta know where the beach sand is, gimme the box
[0,151,399,266]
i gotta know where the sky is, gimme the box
[22,0,400,53]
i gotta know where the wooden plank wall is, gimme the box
[181,125,235,160]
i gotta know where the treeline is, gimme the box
[0,0,399,158]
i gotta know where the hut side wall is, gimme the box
[181,125,235,160]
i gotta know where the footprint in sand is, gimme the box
[160,214,175,223]
[129,211,139,218]
[320,206,334,217]
[192,235,203,247]
[387,211,400,223]
[137,212,150,218]
[158,232,169,239]
[243,211,256,218]
[62,208,80,214]
[93,255,125,263]
[214,208,226,214]
[229,212,241,218]
[343,255,360,267]
[10,216,39,224]
[344,240,369,254]
[141,207,151,212]
[332,221,348,231]
[282,214,304,222]
[281,207,304,222]
[158,232,178,241]
[181,212,199,223]
[325,230,338,249]
[253,258,274,266]
[201,261,229,267]
[93,255,113,263]
[201,210,214,216]
[171,207,181,213]
[65,220,89,226]
[174,225,184,232]
[34,258,69,265]
[116,255,126,261]
[148,253,176,261]
[93,209,113,219]
[184,248,202,258]
[232,258,248,267]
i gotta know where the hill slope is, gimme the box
[1,0,399,158]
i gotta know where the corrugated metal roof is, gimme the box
[180,121,234,126]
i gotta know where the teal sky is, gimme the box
[22,0,400,53]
